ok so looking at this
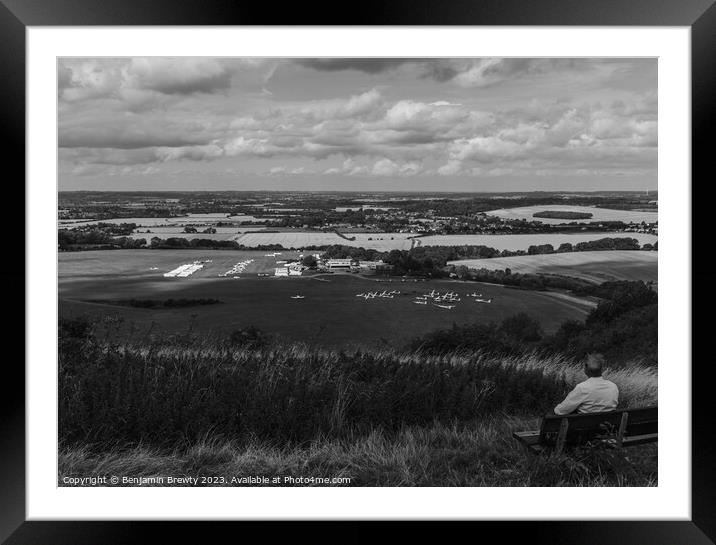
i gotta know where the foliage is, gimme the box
[228,325,271,349]
[93,298,223,309]
[533,211,593,220]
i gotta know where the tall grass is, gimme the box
[59,418,657,487]
[59,330,657,451]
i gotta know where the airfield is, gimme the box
[58,249,596,348]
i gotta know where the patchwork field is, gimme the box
[486,205,658,225]
[448,250,658,284]
[58,250,595,347]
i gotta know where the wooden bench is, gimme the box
[513,406,658,454]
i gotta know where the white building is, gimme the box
[357,260,385,270]
[325,258,353,270]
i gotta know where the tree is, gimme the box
[301,255,318,268]
[498,312,544,344]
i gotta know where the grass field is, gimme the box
[487,205,658,225]
[448,250,658,284]
[58,250,595,346]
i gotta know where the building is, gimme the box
[274,267,288,277]
[356,260,385,270]
[287,262,304,276]
[325,259,352,270]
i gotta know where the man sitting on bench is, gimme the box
[554,354,619,415]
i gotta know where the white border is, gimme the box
[27,26,691,520]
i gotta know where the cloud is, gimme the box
[59,59,126,102]
[154,144,224,162]
[58,58,657,183]
[59,117,214,149]
[294,58,413,74]
[297,88,384,120]
[127,58,235,95]
[437,160,463,176]
[58,58,279,103]
[371,158,423,177]
[58,64,73,91]
[418,58,628,88]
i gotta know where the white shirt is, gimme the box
[554,377,619,415]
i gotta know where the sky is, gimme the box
[58,57,657,192]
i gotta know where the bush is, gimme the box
[228,325,271,349]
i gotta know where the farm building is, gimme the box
[274,267,288,277]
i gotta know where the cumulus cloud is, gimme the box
[370,158,423,177]
[297,88,384,120]
[127,58,235,95]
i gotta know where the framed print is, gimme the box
[4,0,713,542]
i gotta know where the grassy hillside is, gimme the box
[58,321,657,486]
[60,418,657,487]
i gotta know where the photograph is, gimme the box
[56,56,660,488]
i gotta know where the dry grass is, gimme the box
[58,339,657,487]
[59,417,657,487]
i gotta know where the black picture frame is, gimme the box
[4,0,711,542]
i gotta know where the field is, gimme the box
[233,231,658,251]
[58,250,595,347]
[416,233,658,251]
[57,213,268,228]
[448,250,658,284]
[487,205,658,225]
[59,249,303,278]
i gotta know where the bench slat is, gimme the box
[513,430,540,446]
